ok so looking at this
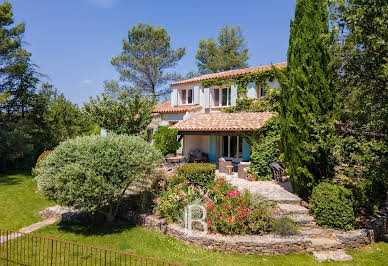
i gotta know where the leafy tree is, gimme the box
[0,1,25,74]
[278,0,335,199]
[110,23,185,100]
[30,83,97,155]
[35,134,164,221]
[196,25,249,74]
[152,126,181,156]
[85,88,155,135]
[330,0,388,134]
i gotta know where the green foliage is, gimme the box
[272,218,299,236]
[243,192,276,234]
[310,182,355,230]
[176,163,216,188]
[152,126,181,156]
[279,0,335,199]
[111,23,185,100]
[35,134,164,221]
[0,122,34,172]
[201,67,283,97]
[250,117,281,180]
[85,88,155,136]
[196,25,249,75]
[330,0,388,134]
[333,135,388,215]
[31,83,96,155]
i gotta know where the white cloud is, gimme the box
[88,0,116,8]
[81,79,92,85]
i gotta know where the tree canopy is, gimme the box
[196,25,249,75]
[110,23,185,100]
[85,88,155,135]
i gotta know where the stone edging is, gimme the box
[121,197,387,255]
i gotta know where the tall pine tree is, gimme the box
[279,0,335,199]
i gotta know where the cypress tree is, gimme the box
[280,0,335,199]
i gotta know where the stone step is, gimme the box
[289,214,316,226]
[310,237,342,251]
[300,227,337,238]
[313,250,352,262]
[278,204,309,214]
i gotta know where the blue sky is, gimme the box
[9,0,297,104]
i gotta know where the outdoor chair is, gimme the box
[238,161,251,179]
[268,162,286,182]
[219,158,233,173]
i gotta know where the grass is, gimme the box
[0,172,54,230]
[0,172,387,265]
[32,222,388,266]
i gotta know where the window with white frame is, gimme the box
[257,83,267,97]
[222,136,243,159]
[212,87,231,107]
[179,89,193,105]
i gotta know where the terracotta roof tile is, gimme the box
[171,62,287,87]
[171,112,274,132]
[153,101,202,113]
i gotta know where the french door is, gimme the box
[222,136,243,161]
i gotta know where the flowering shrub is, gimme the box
[206,178,250,235]
[153,171,275,235]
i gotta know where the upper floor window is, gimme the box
[180,89,193,105]
[257,83,267,97]
[212,87,231,107]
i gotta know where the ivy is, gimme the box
[200,68,285,96]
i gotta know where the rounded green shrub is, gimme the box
[152,126,181,156]
[176,163,216,187]
[35,134,163,221]
[309,182,355,231]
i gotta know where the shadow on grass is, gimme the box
[0,175,21,186]
[56,219,137,237]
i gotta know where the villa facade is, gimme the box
[150,62,286,163]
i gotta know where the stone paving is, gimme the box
[217,171,302,204]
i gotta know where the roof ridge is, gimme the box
[171,62,287,87]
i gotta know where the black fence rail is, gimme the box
[0,228,180,266]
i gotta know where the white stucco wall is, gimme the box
[266,79,280,89]
[183,135,210,156]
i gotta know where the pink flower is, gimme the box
[212,231,216,235]
[215,183,221,187]
[221,214,226,219]
[161,218,166,224]
[234,208,239,211]
[219,178,225,181]
[214,189,218,193]
[178,183,183,189]
[227,218,233,223]
[206,220,211,226]
[204,193,209,199]
[184,198,188,203]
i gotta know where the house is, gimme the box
[150,62,286,163]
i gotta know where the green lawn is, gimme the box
[1,172,387,265]
[0,172,54,230]
[33,222,388,266]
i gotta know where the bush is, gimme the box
[35,150,53,167]
[272,218,299,236]
[250,117,281,180]
[176,163,216,187]
[152,126,181,156]
[35,134,164,221]
[309,182,355,231]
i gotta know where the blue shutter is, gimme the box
[193,85,200,104]
[172,88,178,106]
[247,82,257,98]
[242,138,252,161]
[231,84,237,106]
[204,88,210,108]
[209,136,217,162]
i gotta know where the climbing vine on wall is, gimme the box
[200,67,285,96]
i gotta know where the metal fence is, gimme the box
[0,228,180,266]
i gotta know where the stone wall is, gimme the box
[120,196,387,255]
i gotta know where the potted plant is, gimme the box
[247,167,258,182]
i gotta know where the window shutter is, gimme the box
[242,138,252,161]
[193,85,200,104]
[209,136,217,162]
[247,82,257,98]
[204,88,210,108]
[231,84,238,106]
[171,88,178,106]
